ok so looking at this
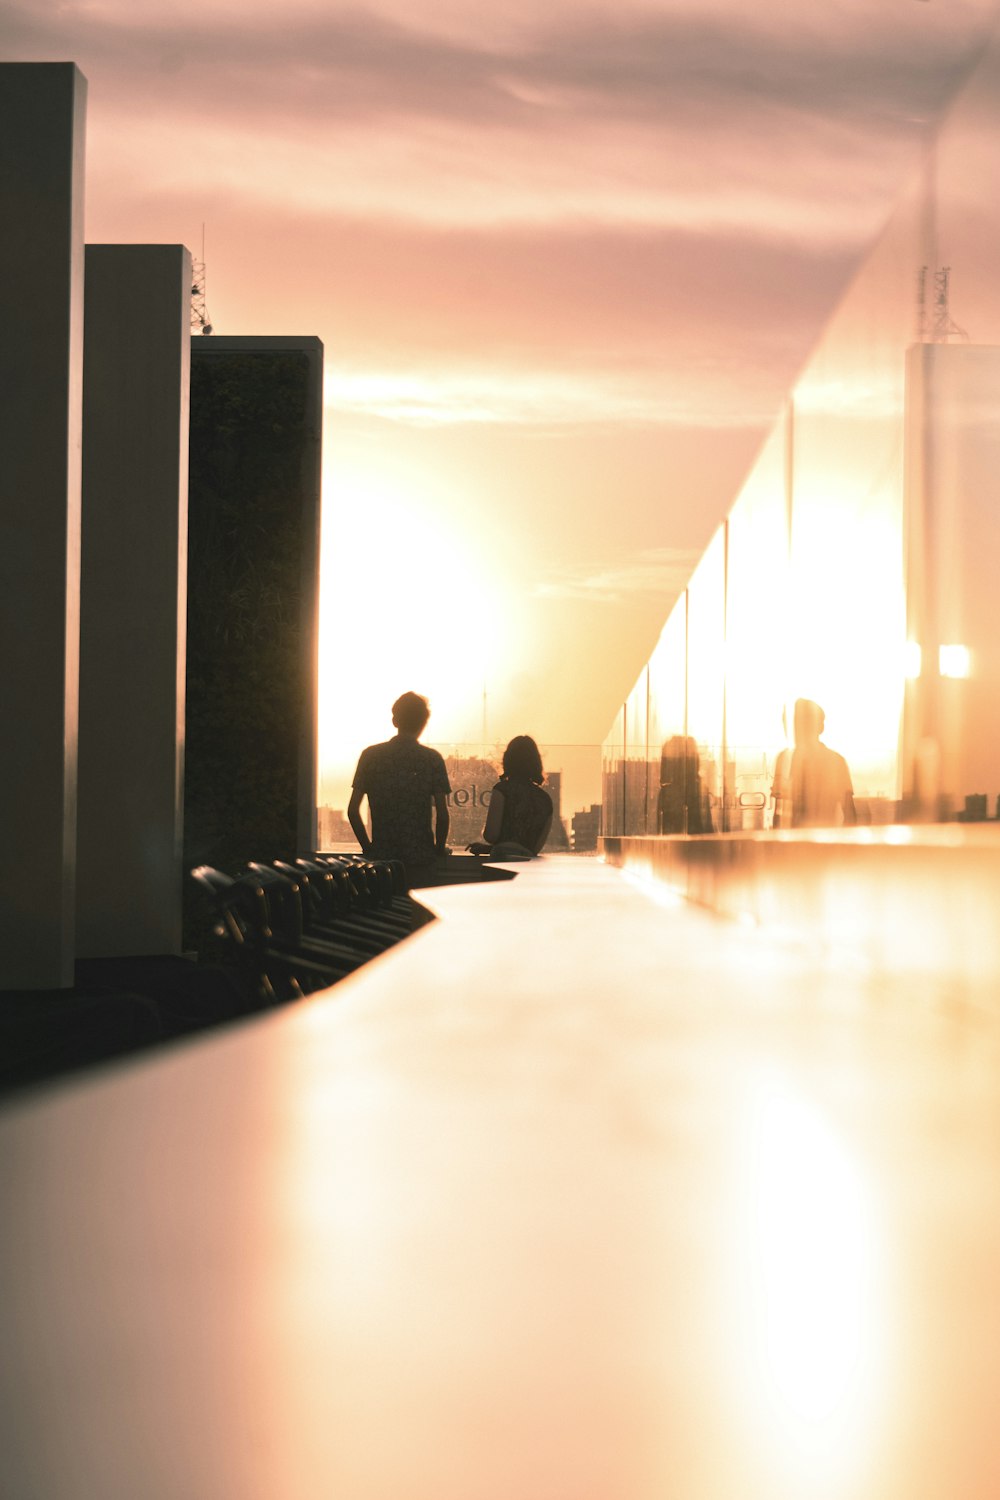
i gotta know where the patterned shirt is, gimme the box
[353,736,451,869]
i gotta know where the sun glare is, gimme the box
[318,461,505,801]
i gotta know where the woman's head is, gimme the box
[502,734,544,784]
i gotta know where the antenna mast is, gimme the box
[190,224,213,336]
[931,266,967,341]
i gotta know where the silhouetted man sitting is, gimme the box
[348,692,451,886]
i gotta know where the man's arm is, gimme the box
[839,754,857,826]
[347,787,373,855]
[433,792,450,855]
[841,776,858,825]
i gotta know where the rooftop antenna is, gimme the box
[932,266,967,341]
[917,264,928,339]
[190,224,213,336]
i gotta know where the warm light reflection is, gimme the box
[725,417,793,777]
[904,641,922,680]
[787,466,906,794]
[881,824,913,845]
[939,643,971,679]
[735,1076,885,1488]
[686,526,727,799]
[619,866,684,909]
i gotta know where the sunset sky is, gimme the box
[4,0,998,809]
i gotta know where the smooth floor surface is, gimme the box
[2,855,1000,1499]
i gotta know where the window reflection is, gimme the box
[602,28,1000,832]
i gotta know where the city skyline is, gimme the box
[5,0,998,803]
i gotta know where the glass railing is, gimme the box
[318,742,604,853]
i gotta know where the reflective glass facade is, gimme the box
[603,24,1000,833]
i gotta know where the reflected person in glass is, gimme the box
[658,735,713,834]
[468,735,553,858]
[771,699,856,829]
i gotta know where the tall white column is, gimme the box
[0,64,87,988]
[77,246,191,958]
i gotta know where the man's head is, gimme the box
[793,698,825,746]
[392,691,431,737]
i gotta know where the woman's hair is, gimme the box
[502,734,544,784]
[660,735,700,781]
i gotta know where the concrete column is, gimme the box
[0,64,87,988]
[77,246,191,958]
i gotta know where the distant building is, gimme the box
[317,805,354,849]
[572,805,602,852]
[542,770,569,850]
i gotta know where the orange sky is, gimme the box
[5,0,998,809]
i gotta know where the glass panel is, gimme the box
[685,527,726,832]
[601,707,625,838]
[909,346,1000,817]
[534,743,604,851]
[724,415,790,829]
[786,170,922,820]
[912,30,1000,817]
[647,598,687,834]
[604,27,1000,831]
[624,669,649,834]
[320,742,602,851]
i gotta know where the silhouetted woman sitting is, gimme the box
[469,735,553,858]
[658,735,713,834]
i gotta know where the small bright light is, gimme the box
[939,644,971,679]
[882,825,913,846]
[903,641,922,679]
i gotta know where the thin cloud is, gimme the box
[84,104,924,240]
[536,548,703,603]
[325,362,786,428]
[7,3,995,248]
[4,2,990,133]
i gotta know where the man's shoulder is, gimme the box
[818,743,849,769]
[421,744,451,789]
[388,737,446,768]
[355,739,392,766]
[353,739,393,780]
[362,737,447,773]
[817,742,853,788]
